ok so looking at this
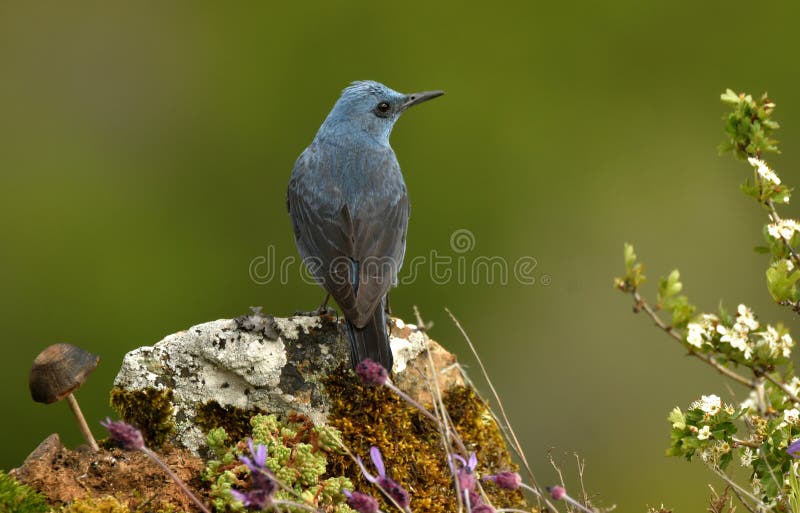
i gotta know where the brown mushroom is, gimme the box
[29,343,100,451]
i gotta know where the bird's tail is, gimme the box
[345,297,393,371]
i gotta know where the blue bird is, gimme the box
[287,81,443,371]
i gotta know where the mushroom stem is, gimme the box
[66,393,99,451]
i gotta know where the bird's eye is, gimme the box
[377,102,390,113]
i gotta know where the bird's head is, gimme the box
[319,80,443,142]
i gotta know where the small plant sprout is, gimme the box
[102,418,212,513]
[356,446,411,511]
[29,343,100,451]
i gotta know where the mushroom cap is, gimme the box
[29,343,99,404]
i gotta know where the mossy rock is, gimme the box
[0,470,49,513]
[195,400,270,445]
[323,366,528,513]
[109,387,175,448]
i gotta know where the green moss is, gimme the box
[0,470,49,513]
[323,365,528,513]
[195,401,268,443]
[58,496,130,513]
[202,414,353,513]
[443,386,527,510]
[109,387,175,448]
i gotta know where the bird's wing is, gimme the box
[287,149,360,319]
[351,187,408,327]
[287,146,409,328]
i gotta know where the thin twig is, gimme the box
[758,447,784,506]
[731,437,761,449]
[710,484,753,513]
[760,372,800,405]
[575,452,589,506]
[707,463,771,512]
[446,308,559,513]
[629,290,756,388]
[547,449,567,490]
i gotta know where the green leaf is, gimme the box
[658,270,683,301]
[720,89,740,104]
[766,259,800,302]
[615,243,645,290]
[668,407,686,429]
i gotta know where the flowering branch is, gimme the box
[626,288,755,389]
[766,199,800,268]
[614,90,800,512]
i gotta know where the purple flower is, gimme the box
[344,490,380,513]
[230,486,276,510]
[101,418,144,451]
[356,359,388,386]
[356,446,410,508]
[231,439,276,510]
[548,485,566,500]
[240,438,268,473]
[472,504,496,513]
[450,452,478,492]
[788,438,800,458]
[483,471,521,491]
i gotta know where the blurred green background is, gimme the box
[2,1,800,510]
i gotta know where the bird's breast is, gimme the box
[313,140,405,214]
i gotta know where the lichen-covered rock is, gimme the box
[111,311,461,453]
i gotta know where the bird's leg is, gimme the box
[384,292,392,316]
[294,293,336,317]
[384,293,394,336]
[318,292,331,311]
[315,292,337,315]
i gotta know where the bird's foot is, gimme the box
[294,306,338,318]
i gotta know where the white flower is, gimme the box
[788,377,800,397]
[782,333,794,358]
[692,394,722,415]
[741,447,755,466]
[755,325,794,359]
[785,408,800,426]
[736,304,759,331]
[740,390,758,412]
[686,323,706,348]
[767,219,800,240]
[686,314,719,348]
[717,324,753,359]
[697,425,712,440]
[748,157,781,185]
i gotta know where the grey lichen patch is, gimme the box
[112,312,461,454]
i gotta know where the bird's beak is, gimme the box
[401,90,444,111]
